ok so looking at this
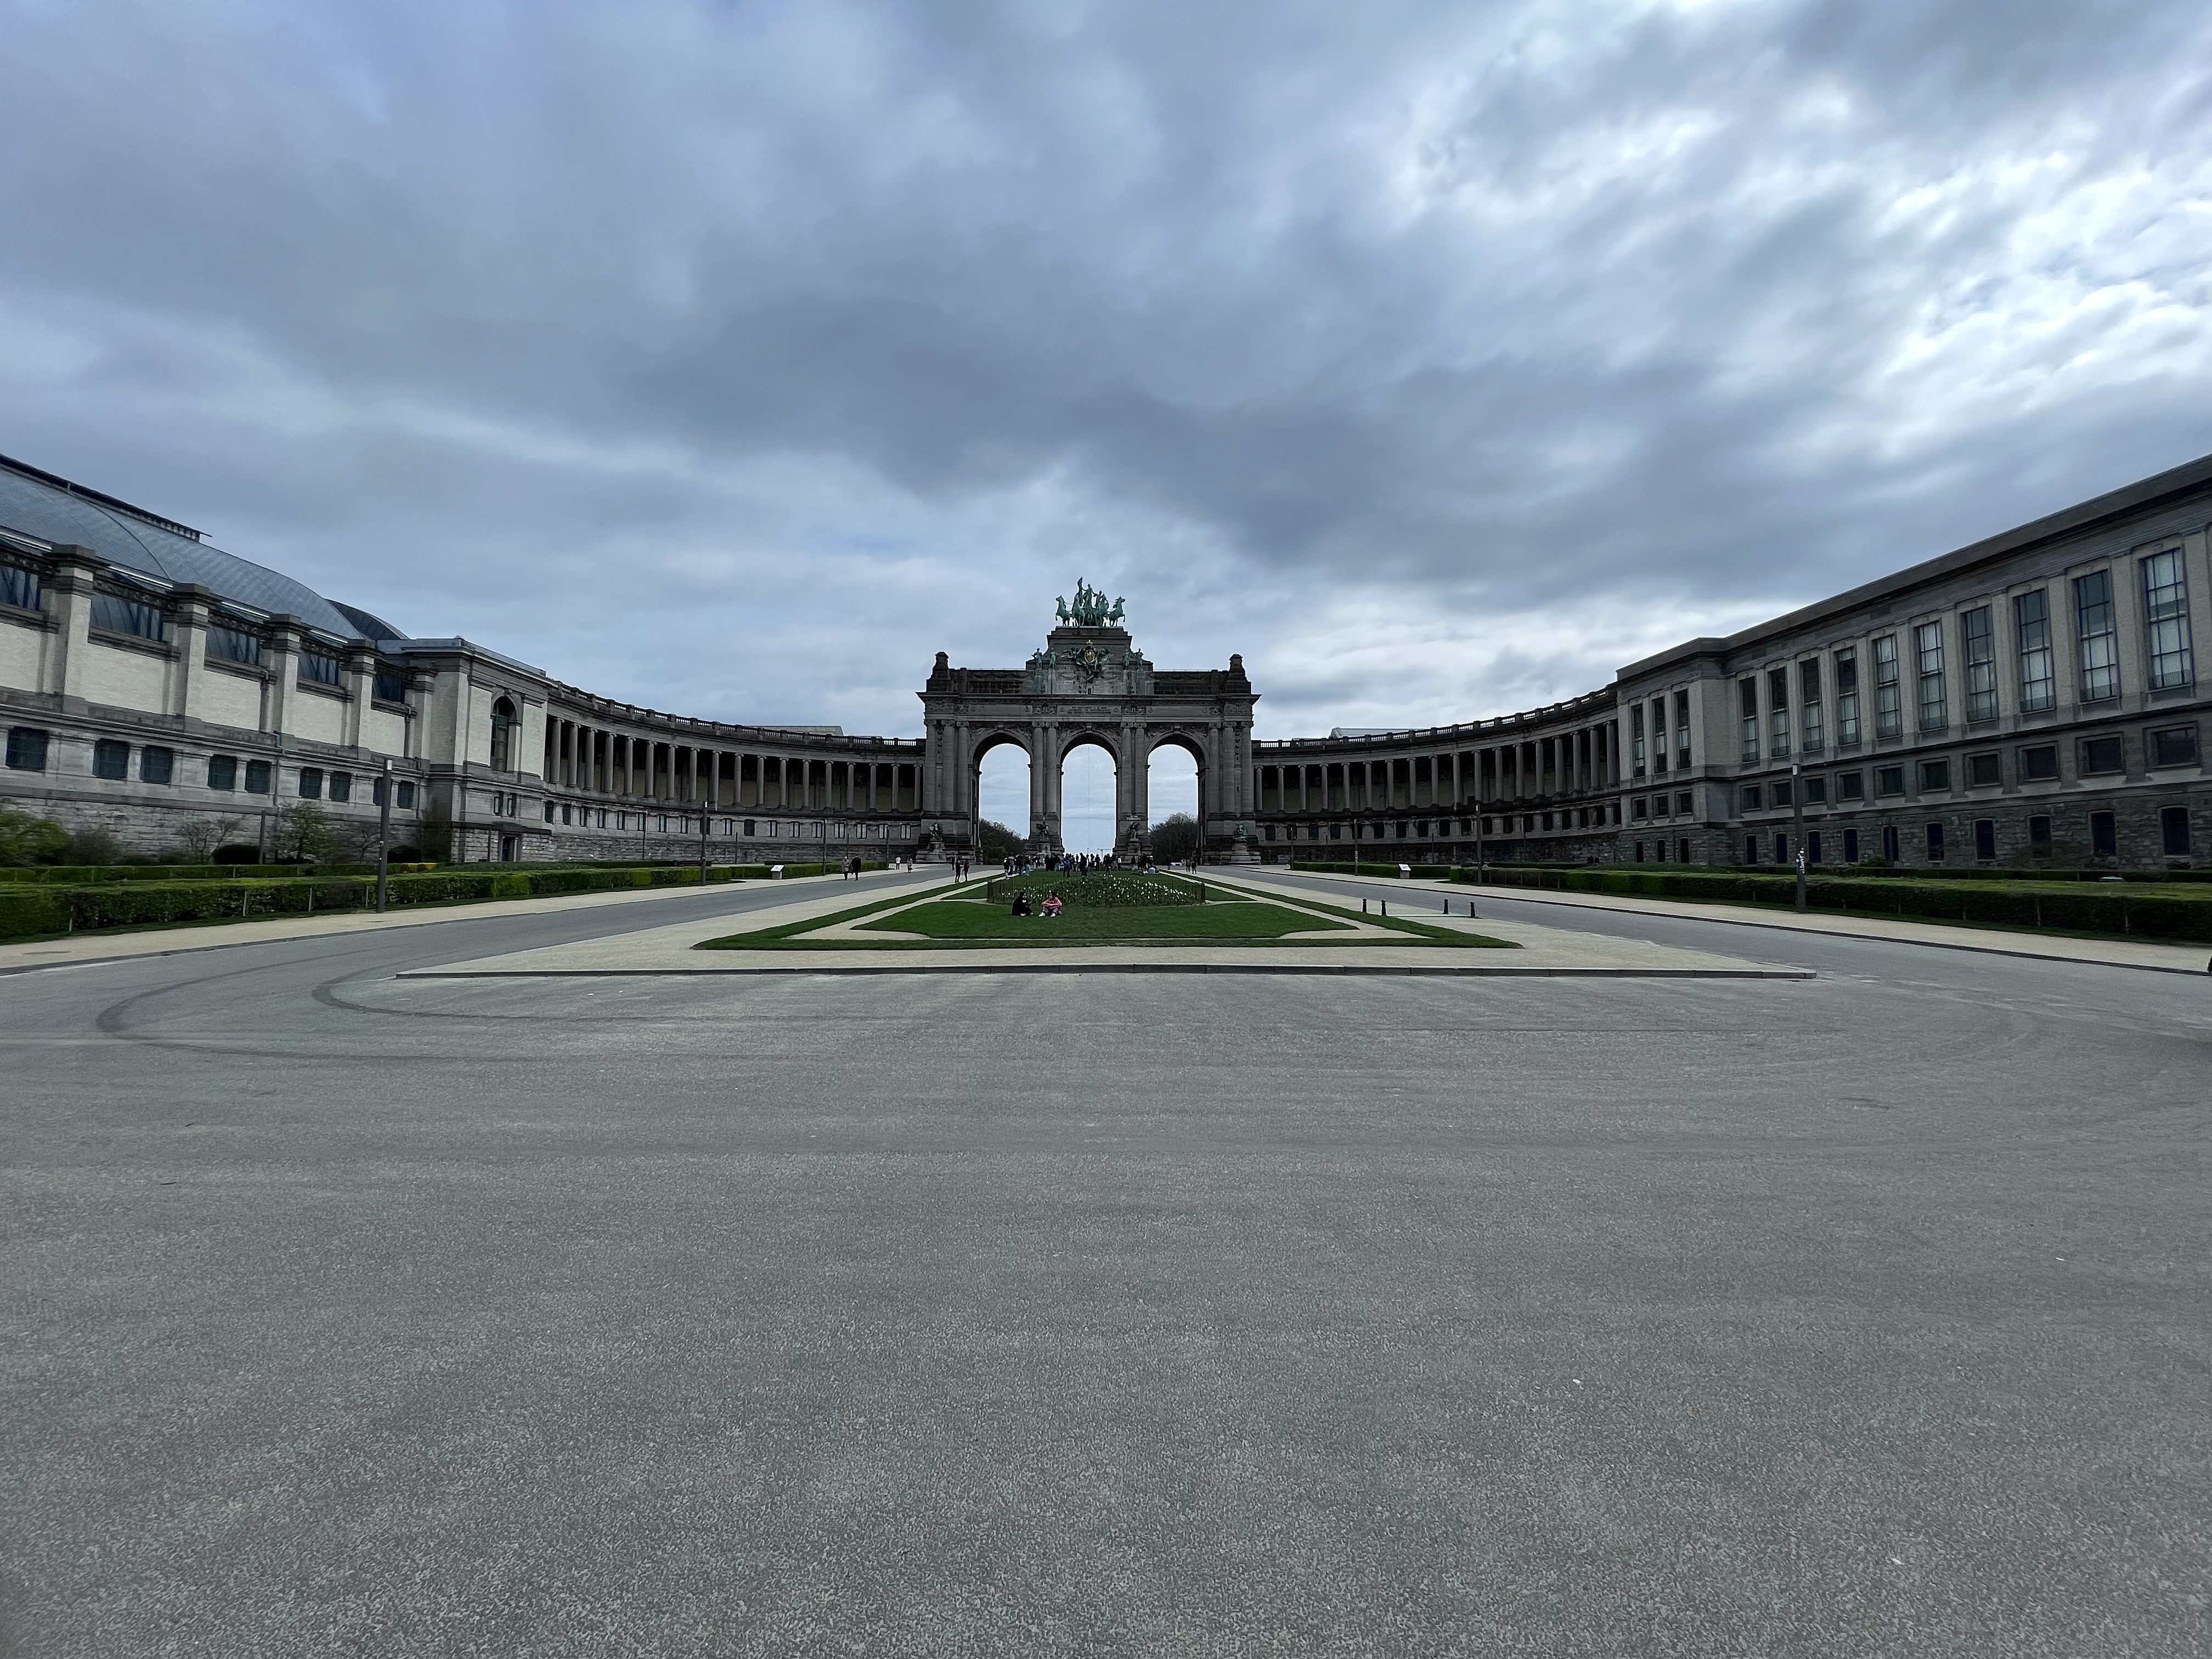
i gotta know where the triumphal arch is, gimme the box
[919,583,1257,858]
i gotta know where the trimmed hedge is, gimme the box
[0,864,311,884]
[0,857,877,942]
[1459,866,2212,942]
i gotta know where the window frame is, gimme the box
[2013,589,2055,713]
[2074,569,2119,703]
[1961,605,1997,723]
[1915,620,1946,732]
[2141,548,2194,691]
[1872,635,1901,740]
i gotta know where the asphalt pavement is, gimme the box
[3,871,2207,1657]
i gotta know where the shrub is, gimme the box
[212,843,262,864]
[0,808,70,867]
[0,887,70,938]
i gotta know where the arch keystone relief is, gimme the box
[921,593,1257,860]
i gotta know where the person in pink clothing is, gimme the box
[1041,891,1064,918]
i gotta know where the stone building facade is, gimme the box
[3,448,2207,870]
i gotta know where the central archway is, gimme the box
[1057,731,1120,854]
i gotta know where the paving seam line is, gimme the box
[396,963,1816,980]
[1227,870,2212,977]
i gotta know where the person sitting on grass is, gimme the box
[1010,889,1032,917]
[1042,891,1064,918]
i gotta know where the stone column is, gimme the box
[342,641,375,750]
[263,616,304,738]
[42,545,104,704]
[167,584,216,721]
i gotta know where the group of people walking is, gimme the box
[1000,851,1134,877]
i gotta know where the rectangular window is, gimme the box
[2150,726,2199,767]
[1632,797,1649,820]
[1739,679,1759,763]
[1744,833,1759,864]
[1650,698,1668,775]
[2163,806,2193,856]
[1675,690,1691,767]
[2080,735,2125,776]
[1803,776,1827,805]
[207,754,237,790]
[1773,780,1793,809]
[397,781,415,809]
[207,624,263,667]
[297,766,324,799]
[2142,549,2194,690]
[245,759,272,794]
[374,668,409,703]
[1807,831,1822,865]
[140,746,174,785]
[1837,770,1864,802]
[1799,658,1823,753]
[1676,791,1692,815]
[1919,759,1950,793]
[2075,570,2119,702]
[1926,822,1945,863]
[1962,605,1997,723]
[1873,636,1901,739]
[2020,743,2059,781]
[93,739,130,780]
[91,591,167,641]
[1967,752,2001,787]
[1774,832,1789,865]
[1631,703,1646,778]
[2091,810,2117,857]
[1739,783,1763,812]
[329,771,352,803]
[2014,590,2055,713]
[1843,827,1860,864]
[1974,818,1996,860]
[1767,667,1791,758]
[1875,765,1905,797]
[5,726,50,771]
[301,650,342,687]
[0,561,42,611]
[1882,825,1900,863]
[2029,815,2051,849]
[1835,647,1860,746]
[1915,621,1946,732]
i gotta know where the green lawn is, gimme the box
[693,882,1516,950]
[860,898,1352,940]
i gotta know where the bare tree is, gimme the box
[169,815,244,862]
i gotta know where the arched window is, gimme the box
[489,697,517,772]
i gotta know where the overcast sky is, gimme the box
[6,0,2211,788]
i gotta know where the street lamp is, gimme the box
[376,758,393,914]
[1791,758,1807,913]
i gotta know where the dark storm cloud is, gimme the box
[2,0,2209,735]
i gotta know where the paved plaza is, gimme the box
[2,878,2208,1656]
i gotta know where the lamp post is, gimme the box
[699,809,710,885]
[1791,758,1808,913]
[376,759,393,913]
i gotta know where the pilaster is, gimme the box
[263,615,304,735]
[167,584,216,720]
[342,641,375,748]
[43,545,105,704]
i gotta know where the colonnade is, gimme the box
[1253,718,1620,816]
[539,717,918,812]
